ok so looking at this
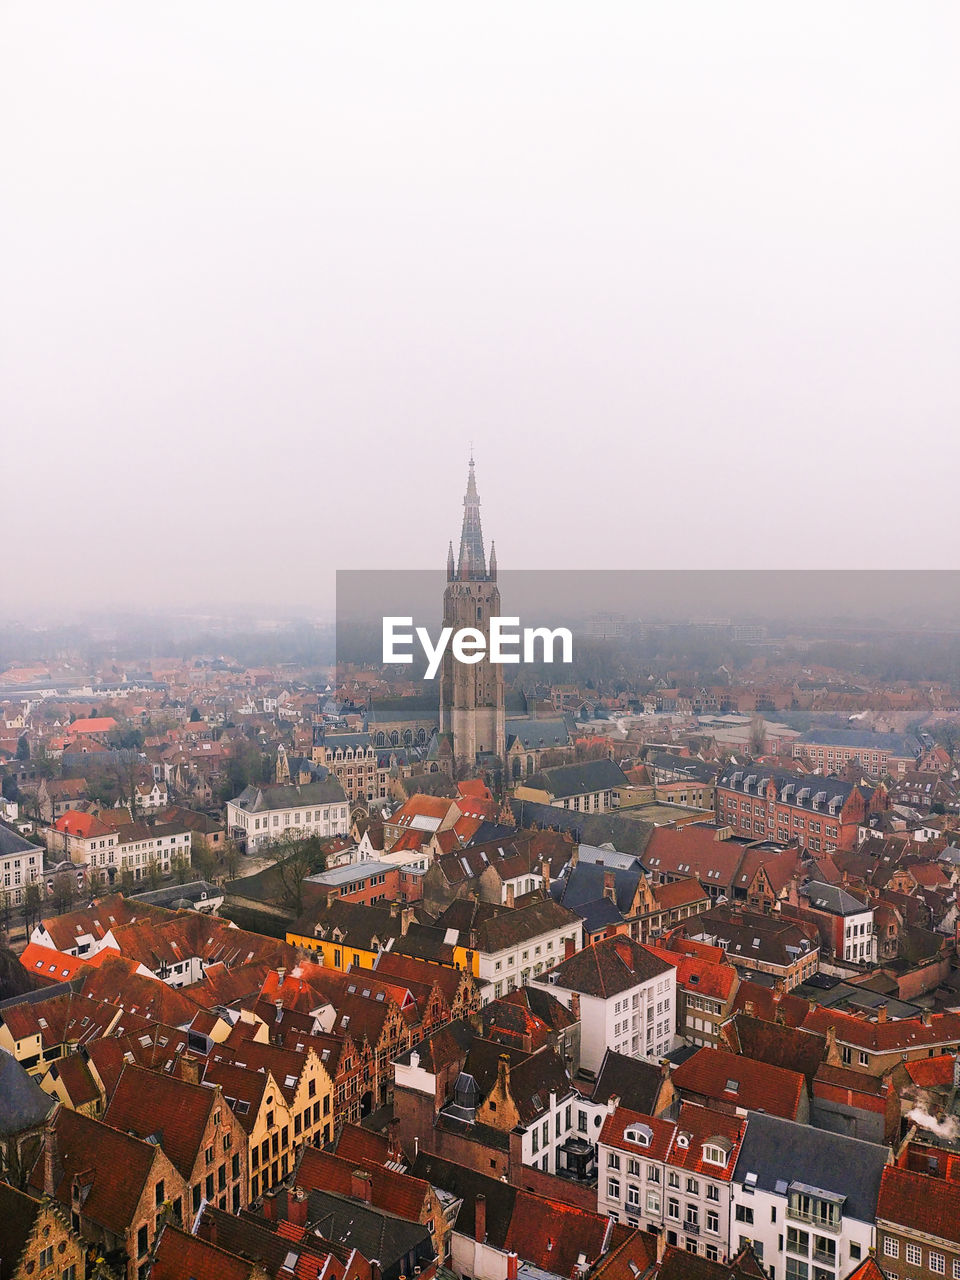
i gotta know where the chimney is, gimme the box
[603,870,616,902]
[541,860,551,893]
[290,1186,308,1226]
[43,1125,61,1198]
[877,1002,887,1024]
[570,992,581,1022]
[401,906,414,936]
[390,900,400,918]
[921,1009,932,1027]
[475,1193,487,1243]
[180,1057,200,1086]
[564,936,576,961]
[496,1052,511,1093]
[570,848,579,868]
[263,1192,278,1222]
[507,1254,519,1280]
[351,1169,373,1203]
[277,967,286,984]
[505,884,515,909]
[744,1000,756,1017]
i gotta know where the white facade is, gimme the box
[227,797,350,850]
[1,844,43,906]
[729,1177,874,1280]
[482,921,582,1001]
[841,907,876,965]
[533,965,676,1073]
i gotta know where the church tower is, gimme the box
[439,456,506,775]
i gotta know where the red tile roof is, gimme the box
[151,1224,256,1280]
[295,1147,429,1222]
[666,1103,746,1182]
[103,1063,223,1180]
[878,1165,960,1246]
[598,1106,676,1162]
[905,1055,956,1088]
[671,1047,805,1121]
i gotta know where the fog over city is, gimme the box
[2,3,957,615]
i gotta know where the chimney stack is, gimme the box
[277,967,286,984]
[507,1254,519,1280]
[877,1002,887,1024]
[290,1186,308,1226]
[475,1193,487,1243]
[541,860,551,893]
[570,848,579,868]
[179,1057,201,1086]
[496,1053,511,1094]
[603,870,616,902]
[570,992,581,1022]
[401,906,414,936]
[43,1124,61,1199]
[351,1169,373,1203]
[564,936,576,961]
[505,884,515,909]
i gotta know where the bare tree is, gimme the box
[265,834,327,914]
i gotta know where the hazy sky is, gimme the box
[2,3,957,615]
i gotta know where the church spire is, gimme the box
[456,454,486,580]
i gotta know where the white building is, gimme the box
[226,778,349,851]
[729,1112,889,1280]
[472,897,582,1001]
[531,934,676,1072]
[0,825,44,906]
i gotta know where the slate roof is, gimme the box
[304,1186,434,1269]
[800,880,871,916]
[592,1049,668,1114]
[0,1047,56,1136]
[509,800,655,856]
[527,758,629,800]
[718,763,874,814]
[505,718,571,751]
[476,896,581,953]
[794,729,920,754]
[732,1111,889,1223]
[231,777,346,813]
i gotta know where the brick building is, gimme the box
[716,765,885,852]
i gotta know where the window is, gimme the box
[930,1253,946,1275]
[626,1185,640,1208]
[735,1204,754,1225]
[668,1171,680,1189]
[787,1227,809,1255]
[785,1261,808,1280]
[905,1244,923,1267]
[608,1152,621,1169]
[647,1165,661,1184]
[646,1190,661,1214]
[706,1210,719,1234]
[686,1178,699,1195]
[706,1184,719,1202]
[685,1206,699,1229]
[951,1259,960,1280]
[667,1198,680,1220]
[607,1179,620,1200]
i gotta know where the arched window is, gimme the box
[375,732,385,747]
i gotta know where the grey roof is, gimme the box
[646,752,718,784]
[794,729,921,754]
[367,695,440,724]
[505,718,570,751]
[800,880,870,916]
[528,758,629,800]
[718,764,872,813]
[129,879,222,909]
[319,732,373,753]
[0,1047,56,1137]
[551,861,643,918]
[732,1111,888,1224]
[509,800,654,856]
[231,777,346,812]
[0,823,39,858]
[575,844,644,871]
[305,1187,435,1271]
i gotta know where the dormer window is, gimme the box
[702,1143,728,1167]
[676,1132,690,1149]
[624,1124,653,1147]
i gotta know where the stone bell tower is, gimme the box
[438,456,505,774]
